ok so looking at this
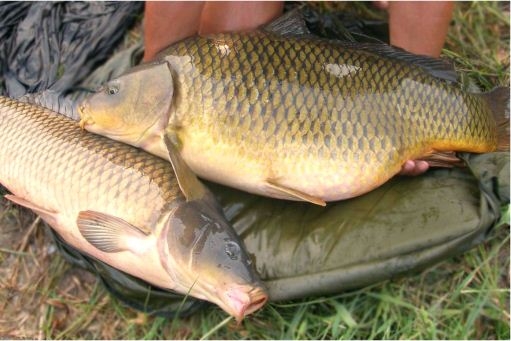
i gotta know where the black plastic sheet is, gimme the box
[0,1,143,98]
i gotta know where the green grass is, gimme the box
[0,1,509,339]
[444,1,509,90]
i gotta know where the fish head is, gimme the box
[160,193,267,322]
[78,61,173,148]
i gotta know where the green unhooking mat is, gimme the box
[1,2,509,317]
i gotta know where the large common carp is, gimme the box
[78,13,509,206]
[0,96,267,321]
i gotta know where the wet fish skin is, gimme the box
[0,96,267,321]
[79,30,509,205]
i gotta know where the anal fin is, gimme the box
[418,151,465,168]
[266,179,326,206]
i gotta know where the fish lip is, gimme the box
[216,284,268,323]
[176,269,267,321]
[77,101,94,129]
[77,100,87,117]
[243,286,268,316]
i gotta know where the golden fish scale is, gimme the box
[0,96,181,229]
[164,32,497,197]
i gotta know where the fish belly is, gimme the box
[179,128,403,202]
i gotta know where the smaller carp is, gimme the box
[0,96,267,321]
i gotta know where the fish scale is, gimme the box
[0,97,176,225]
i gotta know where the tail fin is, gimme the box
[482,86,510,151]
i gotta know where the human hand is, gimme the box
[399,160,430,176]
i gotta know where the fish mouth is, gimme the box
[77,102,96,130]
[217,285,268,323]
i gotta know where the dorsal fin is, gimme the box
[334,41,459,83]
[265,9,457,84]
[300,6,388,44]
[263,8,311,37]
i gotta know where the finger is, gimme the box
[399,160,430,176]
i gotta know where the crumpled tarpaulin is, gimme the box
[0,1,143,98]
[0,1,508,317]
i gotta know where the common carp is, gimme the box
[78,12,509,206]
[0,96,267,321]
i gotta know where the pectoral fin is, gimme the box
[4,194,59,225]
[265,180,326,206]
[77,211,150,254]
[164,132,207,201]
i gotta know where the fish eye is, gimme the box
[107,85,119,95]
[225,241,240,260]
